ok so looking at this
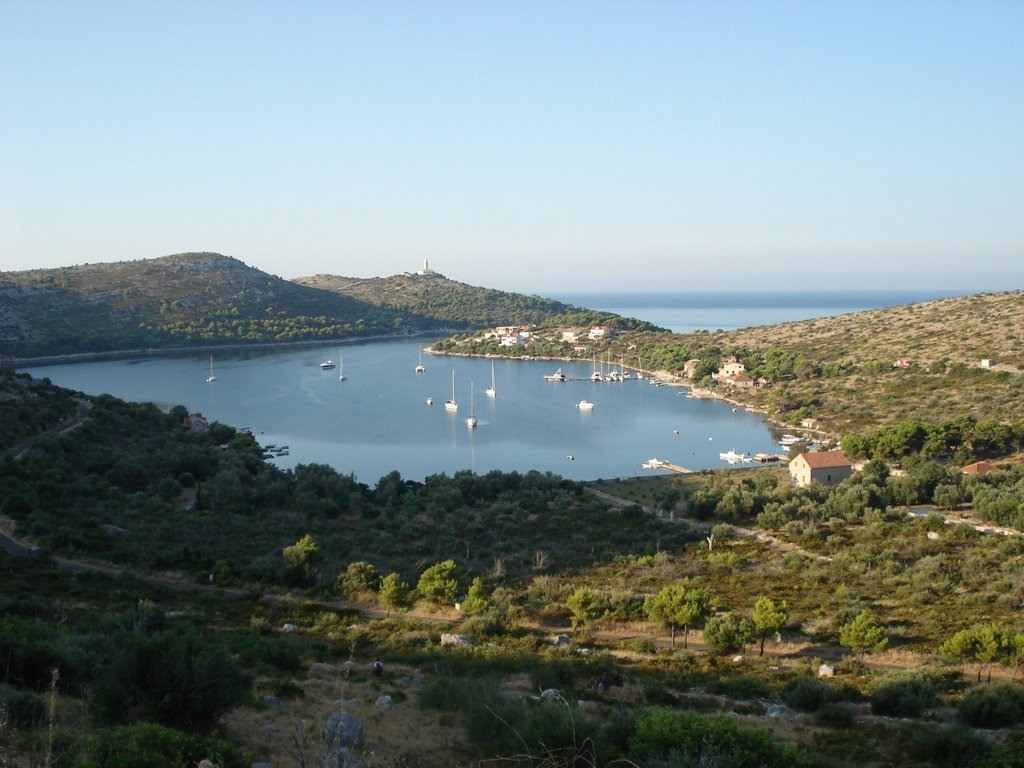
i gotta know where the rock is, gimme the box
[324,712,364,750]
[548,634,570,646]
[281,623,299,633]
[818,664,835,678]
[927,531,941,540]
[396,675,413,686]
[260,695,285,711]
[333,698,361,708]
[732,655,745,663]
[576,647,591,656]
[440,633,473,646]
[375,695,395,711]
[766,704,796,718]
[540,688,561,701]
[310,662,338,675]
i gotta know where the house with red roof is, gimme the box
[789,450,852,487]
[961,461,1000,475]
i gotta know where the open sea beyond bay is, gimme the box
[20,289,960,484]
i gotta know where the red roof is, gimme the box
[961,461,1000,474]
[798,450,850,469]
[729,374,753,382]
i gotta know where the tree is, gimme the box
[703,615,753,655]
[839,611,888,655]
[644,583,713,647]
[460,577,491,616]
[282,533,320,587]
[751,597,789,657]
[566,586,602,631]
[417,559,461,605]
[337,561,381,600]
[378,572,413,618]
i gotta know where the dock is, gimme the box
[641,458,693,474]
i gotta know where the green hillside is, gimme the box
[0,253,588,360]
[293,271,576,328]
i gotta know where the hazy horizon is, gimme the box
[2,3,1021,292]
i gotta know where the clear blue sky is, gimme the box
[2,1,1022,292]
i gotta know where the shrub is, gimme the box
[81,723,247,768]
[0,689,45,729]
[870,675,936,717]
[92,627,248,733]
[715,675,772,700]
[907,724,987,767]
[814,701,857,728]
[957,682,1024,728]
[781,677,835,712]
[629,709,809,767]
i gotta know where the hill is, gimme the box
[293,271,576,328]
[0,253,586,360]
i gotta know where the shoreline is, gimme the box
[8,329,454,368]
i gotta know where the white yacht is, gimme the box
[545,368,566,382]
[444,370,458,412]
[485,360,496,397]
[576,400,595,410]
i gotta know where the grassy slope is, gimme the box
[680,291,1024,432]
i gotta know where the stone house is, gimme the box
[789,450,852,487]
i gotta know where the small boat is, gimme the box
[719,449,746,463]
[779,434,803,445]
[576,400,595,410]
[485,360,496,397]
[444,370,458,412]
[320,359,336,370]
[206,355,217,383]
[415,348,425,374]
[426,396,433,405]
[338,350,347,381]
[466,382,477,428]
[545,368,566,382]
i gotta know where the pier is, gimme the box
[641,458,693,474]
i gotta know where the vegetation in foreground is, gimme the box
[2,369,1024,766]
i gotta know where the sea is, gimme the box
[19,289,960,484]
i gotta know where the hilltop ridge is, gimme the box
[0,252,586,359]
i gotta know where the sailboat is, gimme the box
[466,382,478,428]
[338,350,347,381]
[206,355,216,383]
[590,354,602,382]
[444,370,458,412]
[415,348,425,373]
[485,360,496,397]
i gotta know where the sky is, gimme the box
[2,1,1022,293]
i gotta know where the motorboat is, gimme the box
[545,368,566,382]
[576,400,595,410]
[320,360,336,370]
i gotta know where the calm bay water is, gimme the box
[22,341,783,484]
[22,290,951,483]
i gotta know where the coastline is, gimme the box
[8,329,455,368]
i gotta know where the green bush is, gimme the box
[629,709,810,767]
[907,724,987,767]
[957,682,1024,728]
[981,736,1024,767]
[1,689,45,728]
[870,675,936,717]
[714,674,772,700]
[81,723,247,768]
[92,627,248,733]
[814,701,858,728]
[781,677,836,712]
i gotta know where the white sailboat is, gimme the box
[338,350,347,381]
[466,382,478,428]
[444,370,458,412]
[590,354,602,382]
[485,360,496,397]
[206,355,216,383]
[415,348,425,373]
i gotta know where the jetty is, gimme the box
[642,458,693,474]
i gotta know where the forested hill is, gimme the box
[292,272,574,328]
[0,253,586,360]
